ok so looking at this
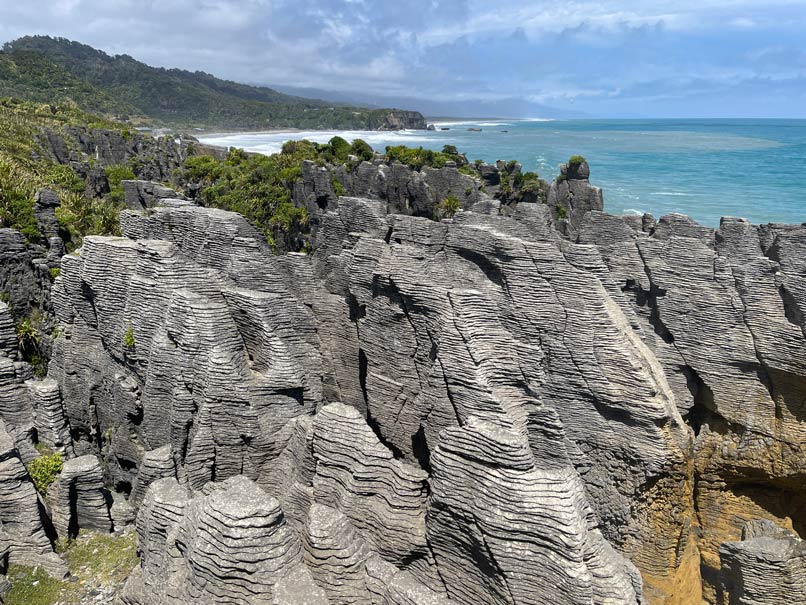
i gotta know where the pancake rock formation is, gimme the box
[0,159,804,604]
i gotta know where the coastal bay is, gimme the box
[202,118,806,226]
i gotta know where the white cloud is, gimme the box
[1,0,805,115]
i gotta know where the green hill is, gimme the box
[0,36,426,131]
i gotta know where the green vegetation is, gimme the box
[0,97,128,246]
[14,312,46,377]
[13,316,38,349]
[384,144,466,170]
[4,565,63,605]
[26,451,63,495]
[104,164,135,203]
[439,194,461,218]
[49,267,60,279]
[0,50,142,121]
[63,531,139,585]
[556,205,568,219]
[459,165,479,178]
[180,146,312,249]
[5,531,139,605]
[350,139,374,161]
[568,155,586,167]
[513,171,547,202]
[332,177,346,196]
[123,326,135,349]
[1,36,424,130]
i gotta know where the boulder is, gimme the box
[127,475,327,604]
[717,520,806,604]
[121,180,186,211]
[33,189,61,243]
[548,160,604,238]
[47,454,113,538]
[25,379,70,453]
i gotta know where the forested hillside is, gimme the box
[0,36,426,131]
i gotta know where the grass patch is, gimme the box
[4,565,62,605]
[122,326,135,349]
[4,531,139,605]
[63,531,138,586]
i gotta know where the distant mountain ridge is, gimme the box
[0,36,426,131]
[272,84,590,120]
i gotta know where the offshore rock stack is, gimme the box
[0,159,804,604]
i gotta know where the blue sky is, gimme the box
[2,0,806,117]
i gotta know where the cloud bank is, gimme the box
[2,0,805,117]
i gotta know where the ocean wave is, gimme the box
[650,191,694,197]
[200,129,444,155]
[430,120,512,128]
[623,208,645,216]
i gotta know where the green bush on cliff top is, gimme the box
[26,451,63,494]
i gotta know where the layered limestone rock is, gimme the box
[312,403,429,564]
[548,159,604,238]
[125,475,327,604]
[25,379,70,452]
[48,203,324,494]
[303,503,372,604]
[121,180,187,211]
[0,302,34,432]
[0,229,50,321]
[716,520,806,604]
[53,196,666,603]
[578,210,806,601]
[294,159,487,226]
[47,454,113,537]
[0,421,63,576]
[23,167,806,604]
[130,445,175,508]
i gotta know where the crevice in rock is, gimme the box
[365,409,404,460]
[359,347,405,459]
[411,424,431,473]
[681,365,716,436]
[358,348,369,407]
[127,403,143,426]
[277,387,304,407]
[115,480,132,497]
[778,283,806,336]
[629,281,674,344]
[453,248,506,288]
[346,292,366,321]
[679,364,744,438]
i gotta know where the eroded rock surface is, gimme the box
[1,162,805,603]
[716,520,806,604]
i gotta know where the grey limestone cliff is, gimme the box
[0,157,804,604]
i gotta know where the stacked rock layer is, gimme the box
[1,162,804,603]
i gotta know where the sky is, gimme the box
[2,0,806,118]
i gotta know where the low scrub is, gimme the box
[26,451,63,494]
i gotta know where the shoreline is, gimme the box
[193,127,305,138]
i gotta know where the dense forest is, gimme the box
[0,36,425,131]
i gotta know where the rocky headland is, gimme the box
[0,124,805,605]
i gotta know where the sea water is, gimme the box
[200,118,806,227]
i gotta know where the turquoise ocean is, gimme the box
[200,119,806,227]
